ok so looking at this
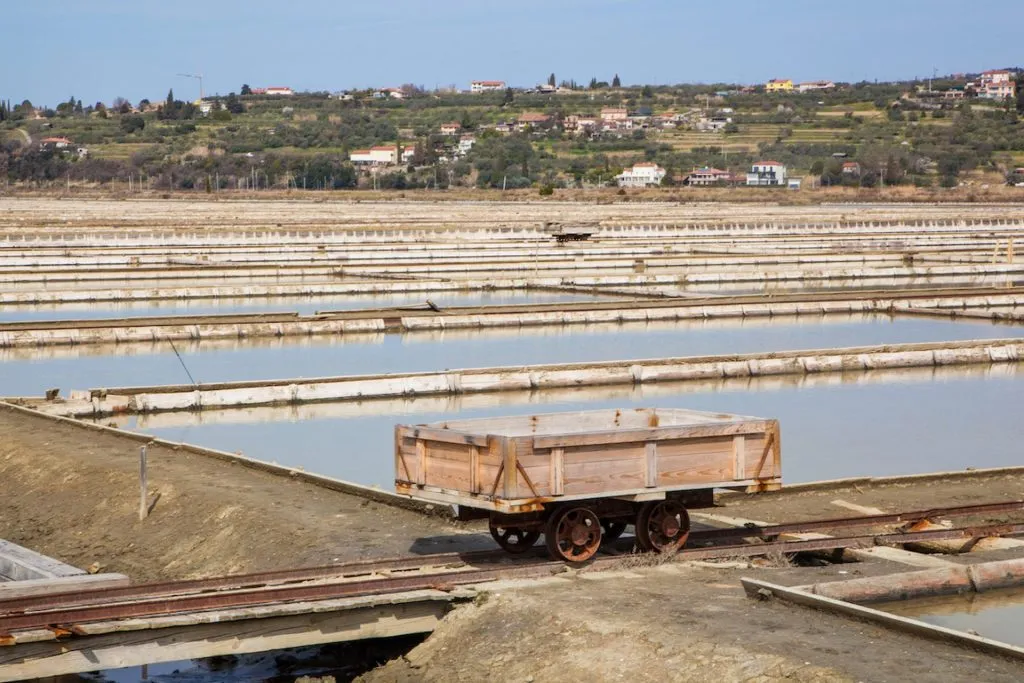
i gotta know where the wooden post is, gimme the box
[138,446,148,521]
[550,448,565,496]
[503,438,517,499]
[645,442,658,488]
[732,435,746,481]
[415,439,427,486]
[469,445,480,494]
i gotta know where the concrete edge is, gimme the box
[0,401,452,519]
[741,577,1024,662]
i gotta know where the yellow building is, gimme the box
[766,79,794,93]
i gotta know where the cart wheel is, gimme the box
[636,500,690,553]
[545,506,602,562]
[601,520,628,542]
[489,524,541,554]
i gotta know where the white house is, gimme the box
[39,136,72,149]
[615,162,666,188]
[401,146,416,164]
[601,107,628,122]
[977,70,1016,100]
[746,161,787,186]
[683,167,733,186]
[458,135,476,155]
[470,80,505,93]
[440,122,462,136]
[264,87,294,96]
[350,146,398,165]
[797,81,836,93]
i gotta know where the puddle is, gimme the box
[878,586,1024,647]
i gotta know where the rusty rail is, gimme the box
[1,501,1022,636]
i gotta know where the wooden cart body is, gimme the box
[395,408,781,514]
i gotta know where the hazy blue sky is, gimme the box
[4,0,1021,106]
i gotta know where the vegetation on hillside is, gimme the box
[1,74,1022,191]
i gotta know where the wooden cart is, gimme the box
[395,408,781,562]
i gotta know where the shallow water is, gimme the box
[2,314,1021,396]
[879,586,1024,647]
[115,364,1024,489]
[0,290,600,322]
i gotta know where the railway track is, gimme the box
[1,500,1021,637]
[1,285,1021,333]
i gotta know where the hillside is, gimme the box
[1,79,1022,193]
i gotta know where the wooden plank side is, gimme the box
[562,443,646,496]
[421,439,473,464]
[656,437,735,486]
[409,426,489,448]
[396,440,420,485]
[533,420,771,449]
[421,457,474,492]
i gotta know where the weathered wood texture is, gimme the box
[0,595,452,682]
[396,408,781,510]
[0,540,86,582]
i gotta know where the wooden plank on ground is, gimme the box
[0,599,452,681]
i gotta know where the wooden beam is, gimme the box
[415,439,427,486]
[532,421,771,449]
[0,599,452,682]
[0,540,85,582]
[0,574,129,600]
[409,426,488,448]
[550,448,564,496]
[645,442,658,488]
[732,435,745,481]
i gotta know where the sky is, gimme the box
[3,0,1021,106]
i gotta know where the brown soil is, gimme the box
[717,473,1024,526]
[361,563,1024,682]
[0,404,480,582]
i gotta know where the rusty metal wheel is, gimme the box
[601,520,628,542]
[636,500,690,553]
[545,506,602,562]
[489,525,541,554]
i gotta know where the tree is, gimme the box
[1018,79,1024,114]
[612,74,621,88]
[641,85,653,99]
[112,97,130,114]
[241,84,252,96]
[119,115,145,134]
[548,73,556,87]
[502,87,514,105]
[224,93,245,114]
[588,77,598,89]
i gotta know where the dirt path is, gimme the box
[0,404,478,582]
[361,563,1024,682]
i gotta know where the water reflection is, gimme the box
[880,586,1024,647]
[107,363,1024,489]
[3,314,1021,395]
